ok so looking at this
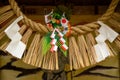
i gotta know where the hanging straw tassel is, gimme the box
[85,33,97,64]
[77,35,90,66]
[30,33,41,65]
[34,37,44,67]
[23,32,40,65]
[69,36,84,70]
[34,37,59,70]
[105,41,117,56]
[22,28,33,60]
[19,25,28,35]
[21,28,33,44]
[42,52,59,70]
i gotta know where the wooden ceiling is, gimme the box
[0,0,112,6]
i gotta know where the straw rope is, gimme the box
[0,0,119,70]
[8,0,120,35]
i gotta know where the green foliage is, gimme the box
[52,13,62,19]
[42,33,51,55]
[53,5,72,20]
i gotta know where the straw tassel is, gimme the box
[69,36,84,70]
[77,35,90,66]
[23,33,40,64]
[34,37,44,67]
[19,25,28,35]
[42,51,59,70]
[34,37,59,70]
[85,33,97,64]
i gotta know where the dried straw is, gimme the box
[34,37,59,70]
[69,36,84,70]
[0,16,16,51]
[34,37,44,67]
[42,51,59,70]
[107,18,120,33]
[23,32,40,65]
[113,13,120,22]
[85,33,97,64]
[77,35,90,66]
[0,16,16,40]
[0,5,11,15]
[21,28,33,44]
[114,36,120,49]
[0,11,14,24]
[0,40,9,51]
[19,25,28,35]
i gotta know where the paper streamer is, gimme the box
[94,42,110,62]
[4,16,26,59]
[97,21,119,42]
[4,16,23,40]
[94,21,119,62]
[6,41,26,58]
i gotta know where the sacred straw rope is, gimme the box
[113,13,120,22]
[8,0,49,33]
[8,0,120,35]
[0,0,119,70]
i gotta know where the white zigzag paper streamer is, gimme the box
[94,21,119,62]
[4,16,26,59]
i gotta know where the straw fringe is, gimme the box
[21,28,33,44]
[35,37,59,70]
[0,3,120,70]
[23,33,40,65]
[19,25,28,35]
[85,33,97,64]
[77,35,90,66]
[69,36,84,70]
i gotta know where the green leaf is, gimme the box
[42,33,51,55]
